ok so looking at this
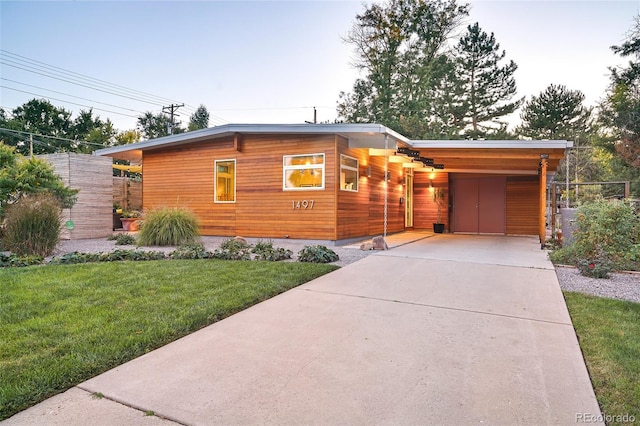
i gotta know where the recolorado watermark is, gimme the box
[576,412,636,423]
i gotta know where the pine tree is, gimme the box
[455,22,522,139]
[188,105,210,131]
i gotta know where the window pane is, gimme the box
[341,169,358,191]
[285,168,323,189]
[284,154,324,167]
[341,156,358,169]
[216,160,235,202]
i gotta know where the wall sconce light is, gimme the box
[429,179,433,188]
[385,171,391,182]
[399,176,406,186]
[364,166,372,178]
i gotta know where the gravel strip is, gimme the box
[555,266,640,304]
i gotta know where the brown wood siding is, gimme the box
[142,134,339,240]
[413,172,449,231]
[506,176,539,235]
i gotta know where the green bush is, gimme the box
[137,207,200,246]
[297,245,339,263]
[50,250,166,265]
[108,233,137,245]
[170,243,211,259]
[0,253,43,268]
[251,240,293,261]
[212,238,251,260]
[3,194,62,257]
[566,199,639,276]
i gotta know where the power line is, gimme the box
[1,77,148,115]
[0,127,109,147]
[0,85,140,118]
[0,50,185,107]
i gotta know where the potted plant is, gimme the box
[433,187,446,233]
[120,210,142,232]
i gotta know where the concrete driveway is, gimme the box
[4,235,602,425]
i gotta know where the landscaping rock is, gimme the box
[360,242,374,251]
[372,236,388,250]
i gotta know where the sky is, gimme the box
[1,0,639,134]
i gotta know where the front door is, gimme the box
[453,176,506,234]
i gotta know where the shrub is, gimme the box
[567,199,639,276]
[297,245,339,263]
[170,243,211,259]
[50,250,166,265]
[212,238,251,260]
[137,207,200,246]
[0,253,43,268]
[111,234,136,245]
[3,194,62,257]
[251,240,293,261]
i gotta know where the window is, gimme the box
[283,154,324,190]
[340,155,358,192]
[215,159,236,202]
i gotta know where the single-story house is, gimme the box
[95,123,572,244]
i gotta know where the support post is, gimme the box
[539,159,548,246]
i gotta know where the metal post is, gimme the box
[565,147,570,208]
[383,135,388,245]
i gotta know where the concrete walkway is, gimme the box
[4,234,602,425]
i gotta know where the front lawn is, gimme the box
[0,259,337,420]
[564,292,640,425]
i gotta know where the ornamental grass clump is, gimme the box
[3,193,62,257]
[137,207,200,247]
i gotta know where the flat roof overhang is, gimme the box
[94,124,573,175]
[94,123,409,162]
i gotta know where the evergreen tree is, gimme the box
[517,84,591,140]
[188,105,210,131]
[136,111,185,139]
[455,22,523,139]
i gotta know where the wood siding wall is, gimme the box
[506,176,539,235]
[413,172,449,231]
[43,153,113,240]
[142,134,406,241]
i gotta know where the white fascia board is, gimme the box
[94,123,410,157]
[408,140,574,149]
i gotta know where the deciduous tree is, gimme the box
[188,105,210,131]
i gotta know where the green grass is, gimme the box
[564,292,640,425]
[0,260,337,420]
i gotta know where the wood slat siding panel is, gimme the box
[413,172,449,230]
[364,156,405,236]
[506,176,539,235]
[142,134,339,240]
[42,153,113,240]
[336,139,372,239]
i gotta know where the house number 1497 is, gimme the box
[292,200,314,209]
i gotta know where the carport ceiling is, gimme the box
[412,147,566,174]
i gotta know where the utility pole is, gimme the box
[162,103,184,135]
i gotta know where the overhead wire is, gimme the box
[0,50,233,127]
[0,86,139,118]
[0,77,148,115]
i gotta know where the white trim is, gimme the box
[339,154,359,192]
[282,153,325,191]
[214,159,236,203]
